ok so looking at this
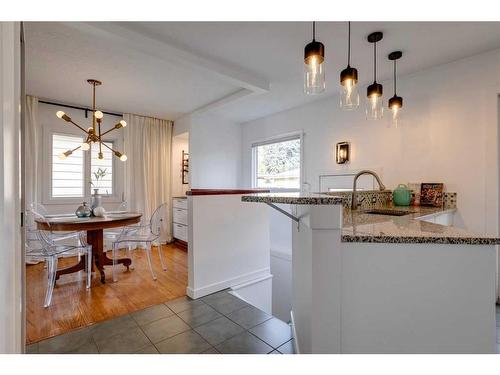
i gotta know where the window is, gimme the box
[252,134,302,190]
[90,142,113,195]
[51,134,84,197]
[51,134,114,199]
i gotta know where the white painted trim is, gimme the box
[186,88,254,116]
[0,22,22,354]
[41,125,124,206]
[251,130,305,190]
[270,248,292,262]
[290,310,300,354]
[186,267,271,299]
[230,273,273,291]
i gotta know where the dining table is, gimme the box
[35,212,142,284]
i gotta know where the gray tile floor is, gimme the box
[27,290,295,354]
[26,296,500,354]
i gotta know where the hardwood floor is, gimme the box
[26,243,188,344]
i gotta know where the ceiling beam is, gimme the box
[63,22,270,95]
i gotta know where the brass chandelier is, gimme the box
[56,79,127,161]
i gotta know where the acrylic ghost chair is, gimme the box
[111,203,168,282]
[29,202,84,243]
[103,201,136,268]
[26,209,92,307]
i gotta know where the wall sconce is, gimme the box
[336,142,350,164]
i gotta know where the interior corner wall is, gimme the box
[180,112,243,189]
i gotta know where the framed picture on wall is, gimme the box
[420,183,444,207]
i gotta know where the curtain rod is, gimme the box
[38,99,123,118]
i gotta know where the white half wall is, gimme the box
[187,194,270,299]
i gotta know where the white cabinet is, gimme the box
[172,197,188,242]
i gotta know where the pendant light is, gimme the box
[388,51,403,127]
[304,21,325,95]
[340,22,359,110]
[366,32,384,120]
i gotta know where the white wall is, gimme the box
[171,132,189,197]
[176,112,242,189]
[242,48,500,237]
[0,22,22,354]
[35,102,125,214]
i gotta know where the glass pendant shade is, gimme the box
[340,22,359,110]
[389,95,403,128]
[388,51,403,128]
[366,82,383,120]
[304,40,325,95]
[366,32,384,120]
[340,66,359,109]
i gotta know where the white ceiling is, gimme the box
[25,21,500,123]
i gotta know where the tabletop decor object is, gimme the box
[93,206,106,217]
[75,202,91,218]
[407,182,421,206]
[392,184,412,206]
[420,183,444,207]
[55,79,128,162]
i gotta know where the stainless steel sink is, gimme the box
[363,208,414,216]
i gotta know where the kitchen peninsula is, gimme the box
[242,192,500,354]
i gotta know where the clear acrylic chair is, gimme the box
[26,210,92,307]
[104,201,135,268]
[111,203,168,282]
[30,202,83,243]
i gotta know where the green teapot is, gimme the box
[393,184,412,206]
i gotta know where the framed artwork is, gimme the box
[420,183,444,207]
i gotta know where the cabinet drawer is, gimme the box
[173,223,188,242]
[173,198,187,210]
[173,208,188,225]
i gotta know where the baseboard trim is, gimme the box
[230,274,273,291]
[270,249,292,262]
[186,267,271,299]
[290,310,300,354]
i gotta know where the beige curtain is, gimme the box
[25,95,39,209]
[123,114,173,243]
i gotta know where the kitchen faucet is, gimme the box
[351,170,386,210]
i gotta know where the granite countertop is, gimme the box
[342,205,500,245]
[241,192,344,205]
[242,192,500,245]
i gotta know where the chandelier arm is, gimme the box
[101,141,117,153]
[100,126,117,137]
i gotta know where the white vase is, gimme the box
[91,189,102,214]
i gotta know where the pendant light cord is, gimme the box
[312,21,316,41]
[347,22,351,66]
[373,41,377,82]
[393,60,397,95]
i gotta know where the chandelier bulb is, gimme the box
[120,120,127,127]
[81,142,90,151]
[98,152,104,160]
[120,154,128,162]
[94,110,104,119]
[56,111,65,119]
[58,152,67,160]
